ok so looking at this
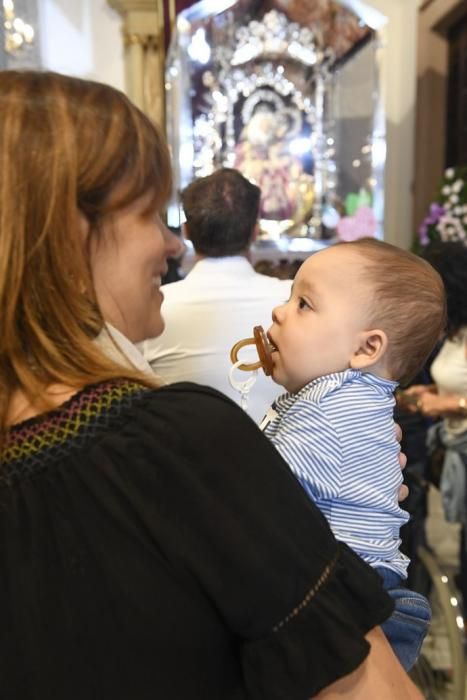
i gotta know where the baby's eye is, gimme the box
[298,297,312,310]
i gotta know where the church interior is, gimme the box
[2,1,467,698]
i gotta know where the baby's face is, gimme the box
[267,246,371,394]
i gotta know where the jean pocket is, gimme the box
[390,588,432,622]
[382,589,432,671]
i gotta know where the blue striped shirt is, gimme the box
[262,369,410,578]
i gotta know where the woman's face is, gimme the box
[89,194,183,343]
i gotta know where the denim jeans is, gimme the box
[376,566,431,671]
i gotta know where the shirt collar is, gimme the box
[188,256,255,277]
[275,369,398,410]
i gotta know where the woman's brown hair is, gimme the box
[0,71,172,430]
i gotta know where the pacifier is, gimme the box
[230,325,274,376]
[229,325,275,413]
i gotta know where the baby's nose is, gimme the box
[272,304,285,323]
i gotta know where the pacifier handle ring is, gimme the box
[229,360,259,392]
[230,337,263,372]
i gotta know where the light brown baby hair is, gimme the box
[340,238,447,386]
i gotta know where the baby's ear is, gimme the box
[350,329,388,370]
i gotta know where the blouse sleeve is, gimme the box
[122,383,393,699]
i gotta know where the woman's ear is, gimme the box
[350,329,388,370]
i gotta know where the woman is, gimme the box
[0,71,421,699]
[404,241,467,619]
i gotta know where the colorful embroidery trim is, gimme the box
[2,380,148,468]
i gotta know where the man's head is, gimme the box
[268,238,446,394]
[181,168,260,257]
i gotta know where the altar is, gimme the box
[165,0,388,267]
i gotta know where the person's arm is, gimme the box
[396,384,437,411]
[133,384,398,698]
[314,627,423,699]
[402,383,437,396]
[415,390,467,418]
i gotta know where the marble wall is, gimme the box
[37,0,124,89]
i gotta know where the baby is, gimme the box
[261,238,446,671]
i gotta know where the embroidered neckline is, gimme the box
[1,379,150,480]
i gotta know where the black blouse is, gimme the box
[0,380,393,699]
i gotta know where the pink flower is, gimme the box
[337,206,377,242]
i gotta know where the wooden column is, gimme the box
[108,0,166,127]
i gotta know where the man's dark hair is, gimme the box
[181,168,261,257]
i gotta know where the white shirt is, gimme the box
[140,256,292,423]
[262,369,409,578]
[430,328,467,436]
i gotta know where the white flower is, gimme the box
[445,168,455,179]
[436,215,466,242]
[450,194,459,204]
[455,206,463,215]
[453,179,464,193]
[463,215,467,225]
[442,185,451,195]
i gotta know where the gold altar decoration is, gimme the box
[3,0,34,54]
[166,1,386,245]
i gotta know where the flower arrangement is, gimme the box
[417,166,467,249]
[337,206,376,241]
[336,187,377,241]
